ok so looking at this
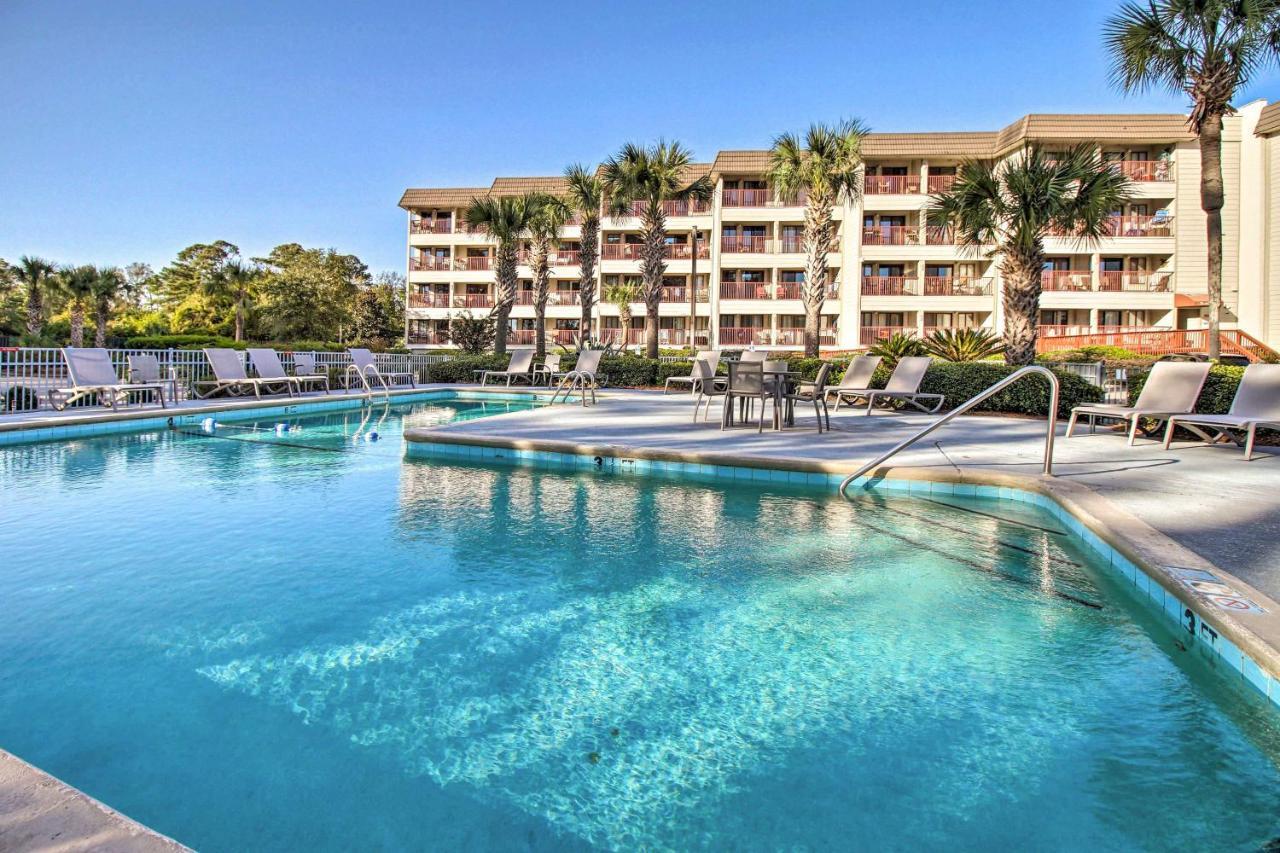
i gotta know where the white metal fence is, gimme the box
[1,348,451,411]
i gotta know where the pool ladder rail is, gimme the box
[838,365,1061,499]
[346,364,393,403]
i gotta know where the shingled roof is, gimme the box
[489,176,570,195]
[1257,102,1280,137]
[994,113,1192,153]
[398,187,487,209]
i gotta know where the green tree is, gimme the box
[526,192,572,358]
[448,311,495,354]
[14,256,58,337]
[564,164,604,343]
[464,194,539,355]
[929,145,1132,365]
[350,287,396,348]
[601,141,713,358]
[59,265,98,347]
[0,258,21,337]
[769,120,867,356]
[253,244,368,341]
[1105,0,1280,359]
[156,241,240,309]
[90,266,124,346]
[203,260,260,342]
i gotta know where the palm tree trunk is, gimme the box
[490,243,519,356]
[235,288,246,342]
[94,297,110,346]
[532,237,550,359]
[578,214,599,344]
[639,203,667,359]
[70,302,85,348]
[1199,116,1225,360]
[999,251,1044,366]
[802,193,834,358]
[25,284,42,337]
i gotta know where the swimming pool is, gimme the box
[3,398,1280,850]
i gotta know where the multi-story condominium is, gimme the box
[401,100,1280,354]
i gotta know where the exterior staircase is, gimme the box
[1037,328,1279,362]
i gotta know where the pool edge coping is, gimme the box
[402,426,1280,708]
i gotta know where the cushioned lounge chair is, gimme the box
[48,348,167,411]
[1162,363,1280,460]
[1066,361,1211,445]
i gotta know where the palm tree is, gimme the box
[526,192,572,358]
[564,164,604,343]
[1106,0,1280,359]
[769,120,868,356]
[604,280,641,345]
[204,261,260,342]
[59,265,98,347]
[464,194,539,355]
[14,256,57,337]
[601,141,713,358]
[91,267,124,346]
[930,144,1132,365]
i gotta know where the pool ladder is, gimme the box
[838,365,1061,499]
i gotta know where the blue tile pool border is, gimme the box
[404,435,1280,713]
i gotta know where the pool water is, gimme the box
[3,398,1280,851]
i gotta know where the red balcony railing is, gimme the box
[862,226,920,246]
[626,199,711,216]
[1041,270,1093,291]
[778,238,804,253]
[861,276,915,296]
[456,293,494,309]
[459,256,493,271]
[665,241,710,259]
[506,329,537,345]
[1105,214,1173,237]
[408,292,452,309]
[407,329,449,345]
[410,256,453,272]
[410,219,453,234]
[515,290,583,306]
[1098,271,1173,292]
[661,285,709,302]
[601,243,641,260]
[925,225,954,244]
[720,235,770,253]
[926,175,957,193]
[720,280,773,299]
[718,327,772,346]
[865,174,922,194]
[923,276,993,296]
[722,188,772,207]
[1109,160,1172,182]
[860,326,909,346]
[773,328,837,346]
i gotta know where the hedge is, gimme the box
[122,334,347,352]
[1127,364,1244,413]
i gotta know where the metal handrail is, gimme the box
[838,365,1061,498]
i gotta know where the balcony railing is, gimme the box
[408,292,452,309]
[601,243,641,261]
[1098,271,1173,292]
[862,226,918,246]
[860,326,909,346]
[722,188,772,207]
[661,285,710,302]
[926,175,957,193]
[721,235,771,253]
[625,199,711,216]
[410,219,453,234]
[923,276,993,296]
[407,330,449,345]
[459,256,493,270]
[861,276,915,296]
[1109,160,1172,182]
[1041,270,1093,291]
[774,328,837,346]
[718,327,772,346]
[665,241,710,260]
[865,175,921,194]
[507,329,537,346]
[517,249,582,266]
[410,256,454,272]
[720,280,773,300]
[515,289,583,306]
[1105,214,1173,237]
[455,293,494,309]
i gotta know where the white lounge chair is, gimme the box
[195,348,288,399]
[249,348,329,396]
[825,355,884,408]
[665,351,722,394]
[48,348,167,411]
[1162,363,1280,460]
[1067,361,1211,445]
[533,353,567,387]
[481,350,536,386]
[346,348,415,392]
[840,356,944,415]
[556,349,603,405]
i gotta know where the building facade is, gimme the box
[401,101,1280,352]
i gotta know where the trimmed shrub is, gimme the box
[423,353,513,383]
[915,362,1102,417]
[122,334,346,352]
[1127,364,1243,413]
[598,355,658,388]
[1039,345,1156,365]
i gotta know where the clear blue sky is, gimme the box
[2,0,1276,277]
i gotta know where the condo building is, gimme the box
[401,100,1280,352]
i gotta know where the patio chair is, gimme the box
[1161,363,1280,460]
[692,357,728,422]
[347,348,415,392]
[481,350,536,386]
[739,350,767,363]
[721,361,779,433]
[48,348,167,411]
[127,353,181,403]
[1066,361,1211,445]
[664,351,722,394]
[249,348,329,396]
[555,349,603,406]
[195,348,288,399]
[825,355,884,409]
[838,356,944,416]
[533,353,566,387]
[781,362,835,433]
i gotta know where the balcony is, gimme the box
[458,256,493,271]
[517,249,582,266]
[1041,324,1169,338]
[923,276,993,296]
[720,280,773,299]
[722,188,772,207]
[1098,271,1173,292]
[602,243,641,261]
[860,326,909,346]
[865,175,921,194]
[507,329,537,346]
[1051,215,1173,238]
[665,241,710,260]
[515,290,583,306]
[661,285,710,302]
[626,199,711,216]
[775,328,838,346]
[408,292,451,309]
[718,327,772,346]
[455,293,494,309]
[1109,160,1172,182]
[861,225,953,246]
[407,329,448,345]
[410,219,453,235]
[410,256,454,272]
[720,235,770,253]
[926,175,957,193]
[1041,270,1093,292]
[861,276,915,296]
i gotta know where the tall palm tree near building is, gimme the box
[204,260,260,342]
[564,164,604,343]
[464,194,539,355]
[929,144,1132,365]
[601,141,713,358]
[604,280,641,345]
[14,256,57,338]
[59,265,98,347]
[769,120,868,356]
[526,193,572,358]
[91,267,124,346]
[1106,0,1280,359]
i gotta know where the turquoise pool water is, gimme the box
[3,398,1280,851]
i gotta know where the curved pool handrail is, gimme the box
[838,365,1061,499]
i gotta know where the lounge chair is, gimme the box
[48,348,167,411]
[249,348,329,396]
[481,350,536,386]
[292,352,321,379]
[195,348,288,399]
[127,353,181,403]
[346,348,414,392]
[556,349,603,405]
[824,355,883,408]
[1161,363,1280,460]
[839,356,944,415]
[1066,361,1211,445]
[533,353,567,387]
[665,351,722,394]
